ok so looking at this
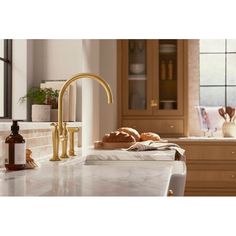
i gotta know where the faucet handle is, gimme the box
[60,122,69,159]
[50,123,61,161]
[67,127,80,156]
[67,127,79,132]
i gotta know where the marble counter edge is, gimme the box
[0,158,174,196]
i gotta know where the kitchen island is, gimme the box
[0,157,184,196]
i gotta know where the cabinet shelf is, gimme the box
[128,75,147,81]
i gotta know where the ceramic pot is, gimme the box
[32,104,51,122]
[222,122,236,137]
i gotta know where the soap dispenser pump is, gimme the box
[5,120,26,171]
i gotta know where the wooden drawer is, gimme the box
[186,169,236,189]
[122,119,184,135]
[181,144,236,161]
[122,120,152,133]
[151,119,184,135]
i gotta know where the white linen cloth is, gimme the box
[126,141,185,160]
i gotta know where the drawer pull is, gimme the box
[232,151,235,154]
[170,125,174,129]
[231,175,235,178]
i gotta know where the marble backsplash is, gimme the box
[0,122,82,167]
[0,129,51,167]
[0,128,79,167]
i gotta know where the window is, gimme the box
[0,39,12,118]
[200,39,236,107]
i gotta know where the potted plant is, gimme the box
[45,88,59,122]
[20,87,51,122]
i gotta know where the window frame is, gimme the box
[200,39,236,107]
[0,39,12,119]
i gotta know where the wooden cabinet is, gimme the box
[172,139,236,196]
[117,39,188,137]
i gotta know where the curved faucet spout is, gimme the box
[58,73,113,135]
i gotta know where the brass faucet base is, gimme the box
[69,151,76,156]
[50,157,61,161]
[60,155,69,159]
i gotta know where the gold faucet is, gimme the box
[50,73,113,161]
[67,127,80,156]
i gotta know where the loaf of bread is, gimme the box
[118,127,140,141]
[102,131,136,143]
[140,132,161,141]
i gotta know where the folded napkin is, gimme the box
[126,141,185,161]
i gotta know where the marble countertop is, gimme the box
[85,148,176,162]
[0,158,174,196]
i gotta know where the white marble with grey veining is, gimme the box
[85,148,176,162]
[0,158,174,196]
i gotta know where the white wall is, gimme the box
[99,40,117,138]
[81,40,100,147]
[0,41,4,116]
[33,39,83,121]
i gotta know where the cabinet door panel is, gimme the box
[122,40,153,116]
[152,40,184,116]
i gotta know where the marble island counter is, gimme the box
[0,158,176,196]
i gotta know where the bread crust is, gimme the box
[102,131,136,143]
[140,132,160,141]
[118,127,140,141]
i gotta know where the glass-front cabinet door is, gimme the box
[122,40,153,115]
[121,39,184,116]
[153,40,184,116]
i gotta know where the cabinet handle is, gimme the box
[150,99,158,107]
[232,174,235,178]
[232,151,235,154]
[170,125,174,129]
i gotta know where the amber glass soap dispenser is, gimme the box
[5,120,26,171]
